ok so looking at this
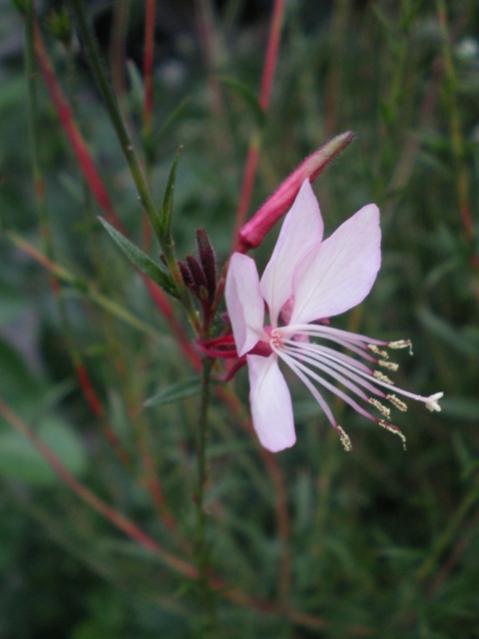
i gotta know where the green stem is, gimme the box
[69,0,199,330]
[195,358,216,629]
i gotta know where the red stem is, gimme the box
[0,397,331,631]
[0,397,194,577]
[232,0,285,239]
[33,21,199,368]
[259,0,285,110]
[34,21,124,232]
[75,362,131,466]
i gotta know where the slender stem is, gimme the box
[7,231,160,340]
[195,358,217,626]
[0,397,195,577]
[436,0,475,246]
[143,0,156,137]
[70,0,199,329]
[232,0,285,241]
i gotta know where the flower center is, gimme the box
[269,327,285,349]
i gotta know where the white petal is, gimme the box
[225,253,265,356]
[290,204,381,324]
[260,179,323,325]
[247,354,296,452]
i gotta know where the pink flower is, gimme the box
[225,179,443,453]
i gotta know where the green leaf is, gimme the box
[126,60,144,117]
[417,307,479,358]
[155,97,191,143]
[0,416,87,486]
[443,397,479,421]
[219,75,265,127]
[144,376,201,407]
[158,149,182,242]
[98,217,177,297]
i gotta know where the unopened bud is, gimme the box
[196,229,216,300]
[238,131,354,250]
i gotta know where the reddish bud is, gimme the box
[196,229,216,301]
[237,131,354,251]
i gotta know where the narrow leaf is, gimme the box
[159,148,182,241]
[99,217,177,297]
[155,97,191,143]
[144,376,201,407]
[219,75,265,127]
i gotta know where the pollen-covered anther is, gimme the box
[378,419,407,451]
[388,339,414,355]
[368,397,391,418]
[373,370,393,384]
[368,344,389,358]
[336,425,352,452]
[425,392,444,412]
[379,360,399,371]
[387,394,408,412]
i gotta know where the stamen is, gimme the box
[387,394,408,412]
[378,419,407,450]
[336,425,352,452]
[374,370,393,383]
[368,344,389,358]
[388,339,414,355]
[425,392,443,412]
[278,349,378,423]
[379,360,399,371]
[368,397,391,418]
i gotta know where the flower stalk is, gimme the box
[195,358,217,625]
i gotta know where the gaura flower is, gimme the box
[225,179,443,453]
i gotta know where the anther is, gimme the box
[379,360,399,371]
[368,344,389,358]
[388,339,414,355]
[387,394,408,412]
[368,397,391,418]
[373,370,393,384]
[378,419,407,450]
[336,425,352,452]
[425,392,444,412]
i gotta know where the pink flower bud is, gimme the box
[237,131,354,251]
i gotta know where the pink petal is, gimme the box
[225,253,265,356]
[260,179,323,325]
[290,204,381,325]
[247,354,296,452]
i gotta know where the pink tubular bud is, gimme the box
[237,131,354,251]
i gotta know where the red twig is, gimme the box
[143,0,156,134]
[74,362,131,465]
[33,22,198,367]
[34,22,124,232]
[0,397,194,576]
[259,0,285,111]
[0,397,331,631]
[233,0,285,240]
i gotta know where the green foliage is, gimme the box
[98,217,177,297]
[144,376,202,407]
[1,0,478,637]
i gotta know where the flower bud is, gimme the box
[238,131,354,250]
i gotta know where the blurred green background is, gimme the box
[0,0,478,637]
